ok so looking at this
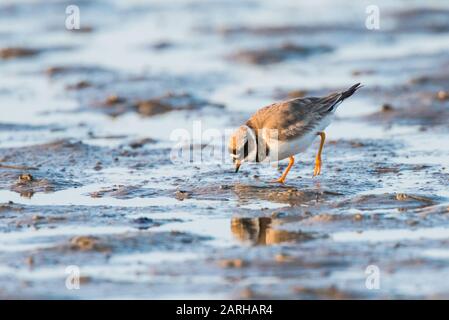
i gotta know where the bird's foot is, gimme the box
[271,177,286,184]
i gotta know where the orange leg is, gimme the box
[276,156,295,184]
[313,132,326,177]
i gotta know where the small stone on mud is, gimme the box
[129,138,157,149]
[375,167,400,174]
[437,90,449,101]
[134,92,224,117]
[381,103,394,112]
[353,213,363,221]
[93,161,102,171]
[175,190,190,201]
[151,41,173,50]
[66,81,92,90]
[25,256,34,266]
[350,141,365,148]
[70,236,101,251]
[271,212,287,218]
[133,217,154,224]
[407,220,419,226]
[218,259,246,268]
[79,276,91,284]
[18,173,33,182]
[136,100,173,116]
[396,193,408,201]
[132,217,157,230]
[105,94,126,105]
[275,253,294,263]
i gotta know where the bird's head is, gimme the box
[228,125,257,173]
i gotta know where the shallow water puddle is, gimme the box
[0,188,222,208]
[153,217,239,247]
[332,227,449,242]
[422,249,449,260]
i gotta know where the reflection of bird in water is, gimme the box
[231,217,312,245]
[229,83,362,183]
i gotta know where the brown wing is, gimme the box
[246,94,341,141]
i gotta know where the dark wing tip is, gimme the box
[340,83,362,101]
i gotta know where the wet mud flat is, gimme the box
[1,0,449,299]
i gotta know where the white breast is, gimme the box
[266,114,333,162]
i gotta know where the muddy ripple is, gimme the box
[229,43,333,65]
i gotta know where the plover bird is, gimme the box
[229,83,362,183]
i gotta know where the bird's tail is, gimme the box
[338,83,362,102]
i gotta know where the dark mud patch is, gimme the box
[89,185,163,199]
[0,122,60,132]
[410,72,449,87]
[0,46,74,60]
[0,203,179,233]
[371,163,431,175]
[326,138,401,154]
[173,184,235,202]
[218,24,364,37]
[10,173,77,197]
[0,139,142,194]
[0,139,112,167]
[389,8,449,34]
[127,137,158,149]
[292,286,354,299]
[131,217,183,230]
[0,47,40,59]
[233,184,340,206]
[363,74,449,127]
[364,98,449,127]
[45,65,114,78]
[218,8,449,41]
[335,193,438,211]
[229,43,333,65]
[47,64,226,118]
[67,26,95,34]
[70,236,110,252]
[65,80,93,91]
[81,91,223,118]
[40,231,211,260]
[171,181,342,205]
[147,41,175,51]
[0,169,79,197]
[134,92,224,117]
